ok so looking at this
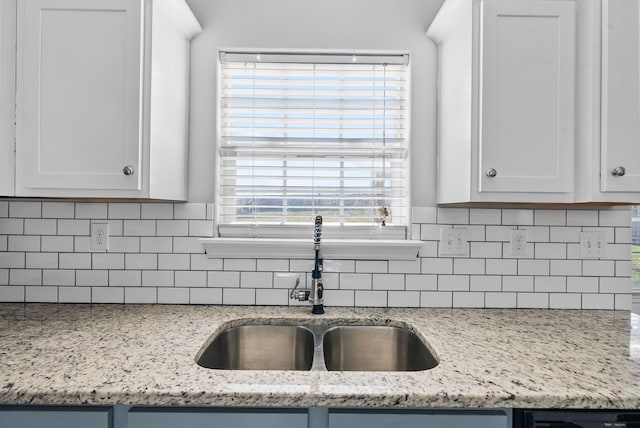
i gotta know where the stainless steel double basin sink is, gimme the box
[196,322,439,372]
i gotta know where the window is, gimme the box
[216,52,409,239]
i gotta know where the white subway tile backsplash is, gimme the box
[453,258,485,275]
[598,208,630,227]
[26,253,58,269]
[188,220,213,237]
[470,242,502,258]
[517,259,549,276]
[599,277,632,294]
[372,274,404,290]
[534,276,566,293]
[156,220,189,237]
[124,220,156,236]
[437,207,469,224]
[0,218,24,234]
[517,292,549,308]
[158,288,189,304]
[420,291,452,307]
[58,220,90,236]
[324,289,355,307]
[76,270,108,287]
[42,202,74,219]
[339,273,372,290]
[485,292,516,308]
[582,293,614,310]
[141,203,173,220]
[550,260,581,276]
[75,203,107,219]
[452,292,484,308]
[485,259,517,275]
[355,260,388,273]
[421,258,453,274]
[24,219,57,235]
[25,286,57,302]
[470,208,501,225]
[502,209,533,225]
[140,237,173,253]
[388,291,420,307]
[503,276,533,292]
[158,254,190,270]
[355,290,387,307]
[0,203,630,308]
[108,203,140,219]
[615,294,632,310]
[92,287,124,303]
[405,274,437,291]
[256,289,288,305]
[125,287,157,304]
[412,207,437,223]
[8,235,40,252]
[125,254,158,270]
[142,271,174,287]
[9,202,41,218]
[0,286,24,301]
[190,288,222,304]
[208,271,240,288]
[223,288,255,305]
[174,203,207,220]
[224,259,257,271]
[10,269,41,286]
[470,275,501,292]
[175,270,207,287]
[549,293,581,309]
[59,253,91,270]
[438,275,469,291]
[109,270,142,287]
[535,243,566,259]
[43,269,75,286]
[59,287,91,303]
[534,210,565,226]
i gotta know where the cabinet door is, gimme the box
[0,407,110,428]
[16,0,142,193]
[0,0,15,196]
[128,408,309,428]
[601,0,640,192]
[329,410,508,428]
[479,0,575,194]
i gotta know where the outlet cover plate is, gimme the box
[510,229,529,257]
[580,231,607,259]
[91,222,109,251]
[440,228,468,256]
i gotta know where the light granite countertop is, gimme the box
[0,304,639,409]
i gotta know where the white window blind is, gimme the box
[218,52,410,238]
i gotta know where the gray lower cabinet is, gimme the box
[0,406,111,428]
[128,407,309,428]
[328,409,510,428]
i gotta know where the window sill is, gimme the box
[200,238,424,260]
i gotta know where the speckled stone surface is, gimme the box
[0,304,639,409]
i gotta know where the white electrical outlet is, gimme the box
[440,228,468,255]
[91,222,109,251]
[580,231,607,259]
[510,229,529,257]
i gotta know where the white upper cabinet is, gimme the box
[0,0,16,196]
[15,0,201,199]
[428,0,577,204]
[595,0,640,201]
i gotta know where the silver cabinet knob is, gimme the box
[486,168,497,178]
[123,165,135,176]
[611,166,626,176]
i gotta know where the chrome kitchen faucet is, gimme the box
[289,215,325,314]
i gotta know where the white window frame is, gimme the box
[213,50,412,241]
